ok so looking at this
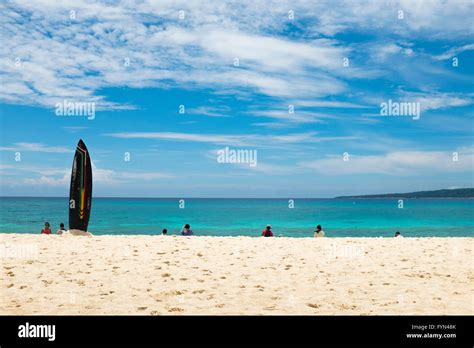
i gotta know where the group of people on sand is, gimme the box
[261,224,325,237]
[160,223,327,237]
[41,221,328,237]
[39,222,196,236]
[160,224,194,236]
[41,221,401,237]
[40,221,195,236]
[40,222,66,235]
[158,223,326,237]
[260,225,402,237]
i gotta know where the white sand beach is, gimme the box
[1,234,472,315]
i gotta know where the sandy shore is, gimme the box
[1,234,472,315]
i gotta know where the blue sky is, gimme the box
[0,0,473,198]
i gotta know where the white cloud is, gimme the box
[105,131,359,147]
[362,92,474,116]
[0,142,72,153]
[400,92,474,112]
[2,0,470,111]
[23,172,69,186]
[372,43,415,60]
[0,1,350,108]
[293,100,369,109]
[248,109,341,124]
[105,131,255,146]
[200,31,347,73]
[433,43,474,60]
[1,162,173,187]
[186,106,232,118]
[312,0,473,38]
[300,147,474,175]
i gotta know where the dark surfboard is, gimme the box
[69,139,92,232]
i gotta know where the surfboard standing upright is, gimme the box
[69,139,92,233]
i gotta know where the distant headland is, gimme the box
[335,188,474,199]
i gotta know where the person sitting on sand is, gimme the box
[314,225,325,238]
[394,231,403,238]
[56,223,66,235]
[41,222,52,235]
[181,224,193,236]
[261,224,273,237]
[162,228,167,235]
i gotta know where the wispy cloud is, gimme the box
[292,100,370,109]
[363,91,474,115]
[104,131,359,148]
[0,1,348,108]
[3,0,470,111]
[433,43,474,60]
[0,162,173,187]
[371,42,415,61]
[0,143,72,153]
[299,147,474,175]
[399,92,474,112]
[247,109,342,125]
[23,172,70,187]
[186,106,232,118]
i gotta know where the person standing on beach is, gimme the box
[181,224,193,236]
[314,225,325,238]
[41,222,52,235]
[261,224,273,237]
[56,223,66,235]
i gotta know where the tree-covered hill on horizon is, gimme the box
[335,188,474,199]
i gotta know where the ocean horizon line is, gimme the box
[2,187,472,200]
[0,196,336,199]
[1,196,473,200]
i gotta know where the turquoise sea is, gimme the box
[0,197,473,237]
